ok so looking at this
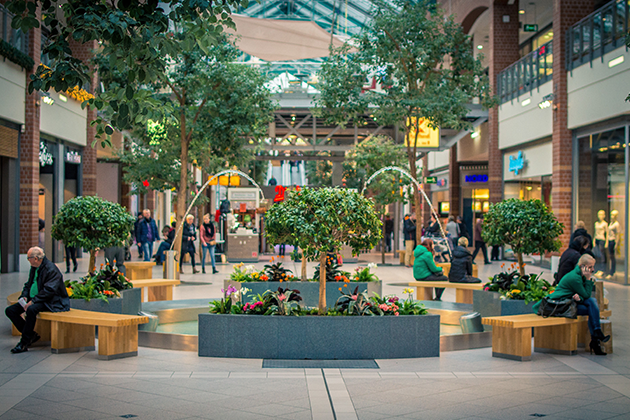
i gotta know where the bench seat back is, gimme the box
[38,309,149,327]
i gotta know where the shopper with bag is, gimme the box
[200,213,219,274]
[532,254,609,355]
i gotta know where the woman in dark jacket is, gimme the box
[181,214,199,274]
[555,236,590,286]
[448,237,481,283]
[569,221,593,252]
[456,216,470,242]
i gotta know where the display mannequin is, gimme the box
[593,210,608,278]
[606,210,620,279]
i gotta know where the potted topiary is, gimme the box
[51,196,135,274]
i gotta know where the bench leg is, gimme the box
[491,326,532,361]
[98,325,139,360]
[50,321,95,354]
[577,319,589,348]
[455,289,473,304]
[416,287,433,301]
[534,323,578,355]
[148,285,172,301]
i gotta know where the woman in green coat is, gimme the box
[413,239,448,300]
[533,254,609,355]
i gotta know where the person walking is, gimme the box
[64,244,77,273]
[384,214,394,252]
[413,239,448,300]
[134,213,144,259]
[471,216,490,265]
[200,214,219,274]
[403,214,417,267]
[456,216,470,243]
[181,214,199,274]
[5,247,70,354]
[138,209,159,262]
[445,215,459,239]
[448,237,481,283]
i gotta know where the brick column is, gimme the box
[69,40,98,196]
[449,144,460,217]
[121,181,131,211]
[488,1,520,204]
[552,0,594,250]
[19,24,42,254]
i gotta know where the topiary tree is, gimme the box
[265,188,382,314]
[482,199,564,276]
[51,196,135,274]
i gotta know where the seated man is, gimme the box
[155,225,174,265]
[5,247,70,353]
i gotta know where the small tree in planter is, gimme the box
[51,196,135,273]
[482,199,564,276]
[265,188,382,314]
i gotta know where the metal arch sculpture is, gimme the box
[361,166,452,257]
[170,169,265,251]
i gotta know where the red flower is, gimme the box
[142,179,150,187]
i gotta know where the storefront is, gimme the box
[460,165,489,242]
[0,119,20,272]
[574,122,629,285]
[429,171,449,218]
[503,140,553,209]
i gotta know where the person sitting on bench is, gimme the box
[532,254,609,355]
[449,237,481,283]
[413,239,448,301]
[5,247,70,354]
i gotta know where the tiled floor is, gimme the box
[1,249,629,419]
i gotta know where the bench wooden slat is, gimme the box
[130,279,180,287]
[38,309,148,327]
[483,311,612,329]
[392,281,485,290]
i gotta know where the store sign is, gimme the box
[523,24,539,32]
[465,174,488,183]
[39,142,53,167]
[436,178,447,187]
[65,150,81,164]
[424,176,437,184]
[405,117,440,149]
[508,151,526,175]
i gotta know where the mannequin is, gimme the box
[606,210,620,279]
[593,210,608,278]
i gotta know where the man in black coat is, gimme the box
[448,237,481,283]
[5,247,70,353]
[554,236,591,286]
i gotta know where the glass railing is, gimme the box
[497,41,553,104]
[567,0,628,71]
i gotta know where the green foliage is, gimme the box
[90,262,133,292]
[334,287,427,316]
[6,0,252,139]
[210,287,304,316]
[51,195,134,253]
[484,270,554,304]
[263,261,294,282]
[351,264,379,282]
[265,188,382,261]
[0,39,34,70]
[64,275,121,303]
[482,199,564,274]
[313,256,350,282]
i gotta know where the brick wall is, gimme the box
[488,2,520,204]
[449,144,460,217]
[19,24,41,254]
[552,0,594,250]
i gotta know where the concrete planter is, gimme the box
[70,288,142,315]
[198,313,440,359]
[224,280,382,308]
[472,290,535,318]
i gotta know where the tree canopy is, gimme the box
[482,199,564,276]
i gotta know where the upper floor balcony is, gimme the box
[497,40,553,104]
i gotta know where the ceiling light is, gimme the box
[477,45,483,50]
[470,131,479,139]
[521,98,531,107]
[519,9,525,14]
[58,94,67,102]
[608,56,624,68]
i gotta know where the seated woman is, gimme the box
[154,226,173,265]
[413,239,448,301]
[449,237,481,283]
[554,236,590,286]
[533,254,610,355]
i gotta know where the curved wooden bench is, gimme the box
[130,279,180,302]
[482,312,612,361]
[391,281,484,304]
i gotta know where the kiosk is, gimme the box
[226,188,260,262]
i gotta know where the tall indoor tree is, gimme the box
[316,0,494,243]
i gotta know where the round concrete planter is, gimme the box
[224,280,382,308]
[70,288,142,315]
[198,313,440,359]
[472,289,535,317]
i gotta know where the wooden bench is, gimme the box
[436,262,479,279]
[125,261,155,280]
[39,309,148,360]
[130,279,180,302]
[397,250,414,265]
[482,312,612,361]
[391,281,484,304]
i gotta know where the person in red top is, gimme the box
[200,214,219,274]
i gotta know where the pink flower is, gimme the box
[379,304,389,311]
[351,295,358,301]
[278,294,286,301]
[394,312,399,316]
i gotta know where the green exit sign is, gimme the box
[523,24,538,32]
[424,176,437,184]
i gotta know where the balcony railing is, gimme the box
[497,41,553,104]
[0,4,27,54]
[567,0,629,72]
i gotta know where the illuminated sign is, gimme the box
[424,176,437,184]
[39,142,53,166]
[524,24,539,32]
[465,174,488,183]
[436,178,447,187]
[405,117,440,149]
[509,151,526,175]
[65,150,81,164]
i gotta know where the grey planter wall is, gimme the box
[199,313,440,359]
[224,280,382,308]
[472,290,535,318]
[70,288,142,315]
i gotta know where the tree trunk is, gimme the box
[88,249,96,274]
[381,217,386,265]
[318,252,327,315]
[301,250,307,281]
[171,115,189,271]
[517,252,525,276]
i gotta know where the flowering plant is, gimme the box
[263,257,295,282]
[352,263,379,282]
[484,263,554,303]
[209,286,251,314]
[334,286,427,316]
[210,287,303,316]
[229,263,270,282]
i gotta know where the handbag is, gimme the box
[209,240,217,246]
[537,296,578,319]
